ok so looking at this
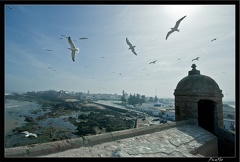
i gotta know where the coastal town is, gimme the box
[4,89,236,157]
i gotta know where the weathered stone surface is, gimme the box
[33,123,217,157]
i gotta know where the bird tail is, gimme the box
[76,48,80,53]
[177,29,180,32]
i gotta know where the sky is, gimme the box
[4,4,236,101]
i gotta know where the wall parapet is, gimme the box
[5,120,190,157]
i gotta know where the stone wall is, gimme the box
[5,120,190,157]
[217,128,235,157]
[175,95,224,135]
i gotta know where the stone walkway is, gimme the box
[38,124,216,157]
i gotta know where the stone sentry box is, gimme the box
[174,64,224,135]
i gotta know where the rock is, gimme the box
[24,116,35,122]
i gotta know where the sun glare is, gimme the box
[163,5,200,18]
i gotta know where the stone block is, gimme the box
[5,146,29,157]
[82,133,113,146]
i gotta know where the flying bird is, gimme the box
[149,60,157,64]
[21,131,38,138]
[60,35,68,39]
[79,37,88,40]
[67,36,79,62]
[7,6,14,10]
[126,37,137,55]
[166,15,186,40]
[45,49,53,51]
[192,57,200,62]
[211,38,217,42]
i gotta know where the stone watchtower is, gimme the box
[174,64,224,135]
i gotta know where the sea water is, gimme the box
[5,99,43,136]
[4,99,78,148]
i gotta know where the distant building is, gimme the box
[223,119,235,131]
[160,109,175,121]
[153,103,162,107]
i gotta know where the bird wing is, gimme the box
[68,37,76,48]
[72,51,76,62]
[192,57,199,61]
[21,131,29,134]
[131,48,137,55]
[174,15,186,29]
[166,30,174,40]
[126,38,133,47]
[30,133,38,137]
[211,38,216,42]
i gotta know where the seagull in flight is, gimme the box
[192,57,200,62]
[166,15,186,40]
[211,38,217,42]
[126,37,137,55]
[149,60,157,64]
[67,36,79,62]
[79,37,88,40]
[21,131,38,137]
[45,49,53,51]
[60,35,68,39]
[7,6,14,10]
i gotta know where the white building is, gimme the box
[160,109,175,121]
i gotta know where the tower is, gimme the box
[174,64,224,135]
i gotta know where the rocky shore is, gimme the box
[5,94,135,148]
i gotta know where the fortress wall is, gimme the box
[190,135,218,157]
[5,120,189,157]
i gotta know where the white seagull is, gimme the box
[21,131,38,137]
[67,36,79,62]
[126,38,137,55]
[166,15,186,40]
